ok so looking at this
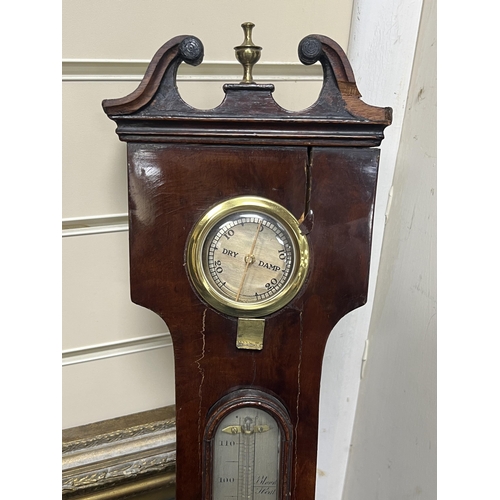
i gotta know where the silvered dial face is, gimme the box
[186,196,309,318]
[203,211,294,305]
[212,408,280,500]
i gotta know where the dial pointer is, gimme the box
[235,219,262,302]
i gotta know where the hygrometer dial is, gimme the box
[186,197,309,318]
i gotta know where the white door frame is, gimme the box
[315,0,424,498]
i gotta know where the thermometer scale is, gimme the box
[213,408,281,499]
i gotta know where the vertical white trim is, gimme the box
[315,1,424,499]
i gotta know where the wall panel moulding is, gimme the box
[62,59,323,82]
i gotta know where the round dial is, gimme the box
[206,212,293,303]
[186,197,309,317]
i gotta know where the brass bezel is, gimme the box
[186,196,309,318]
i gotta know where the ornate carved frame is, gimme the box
[62,407,176,499]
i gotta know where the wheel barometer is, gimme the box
[103,22,391,499]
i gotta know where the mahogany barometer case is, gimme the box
[103,24,391,500]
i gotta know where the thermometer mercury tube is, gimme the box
[212,408,281,499]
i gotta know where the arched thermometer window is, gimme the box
[203,389,293,500]
[213,408,280,499]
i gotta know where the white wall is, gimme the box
[341,0,436,497]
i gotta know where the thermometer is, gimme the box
[212,408,281,499]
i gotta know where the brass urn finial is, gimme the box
[234,22,262,84]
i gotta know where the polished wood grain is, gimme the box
[103,32,391,499]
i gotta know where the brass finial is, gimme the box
[234,22,262,84]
